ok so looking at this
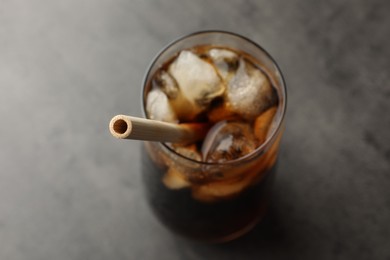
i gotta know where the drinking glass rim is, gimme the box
[141,30,287,166]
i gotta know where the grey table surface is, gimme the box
[1,0,389,259]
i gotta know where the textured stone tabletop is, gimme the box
[1,0,389,259]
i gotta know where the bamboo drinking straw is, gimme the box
[109,115,208,143]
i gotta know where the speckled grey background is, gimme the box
[1,0,389,259]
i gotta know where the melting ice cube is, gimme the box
[153,71,179,99]
[172,144,202,162]
[191,170,259,202]
[163,167,191,190]
[146,88,177,123]
[201,121,258,163]
[226,58,276,120]
[168,50,225,119]
[208,48,239,81]
[254,106,278,144]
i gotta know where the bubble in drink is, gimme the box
[168,50,225,120]
[146,88,177,122]
[201,121,258,163]
[226,58,276,120]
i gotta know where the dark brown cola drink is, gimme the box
[141,31,286,242]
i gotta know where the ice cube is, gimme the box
[172,144,202,162]
[162,167,191,189]
[146,88,178,123]
[254,106,278,144]
[152,70,195,120]
[201,121,258,163]
[208,48,239,81]
[153,71,179,99]
[191,170,258,202]
[226,58,276,120]
[168,50,225,119]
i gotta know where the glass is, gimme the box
[141,31,287,243]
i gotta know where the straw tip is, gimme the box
[109,115,132,139]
